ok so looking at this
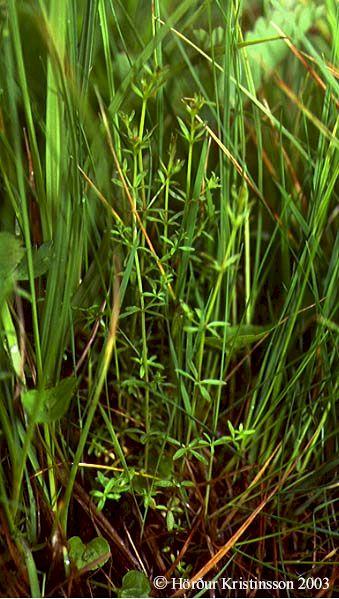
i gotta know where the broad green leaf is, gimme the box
[244,2,322,90]
[22,376,77,423]
[0,232,24,302]
[112,51,130,82]
[205,324,273,351]
[0,277,16,307]
[0,232,24,279]
[68,536,110,571]
[118,570,151,598]
[16,242,53,280]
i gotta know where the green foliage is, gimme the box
[0,232,24,279]
[172,425,256,463]
[22,377,77,423]
[91,470,134,510]
[0,232,24,301]
[244,0,325,89]
[117,570,151,598]
[68,536,111,572]
[16,242,53,280]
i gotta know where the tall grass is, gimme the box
[0,0,338,596]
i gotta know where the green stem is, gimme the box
[61,284,119,535]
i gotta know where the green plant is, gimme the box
[91,470,134,510]
[68,536,111,572]
[117,570,150,598]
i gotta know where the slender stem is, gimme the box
[61,277,119,534]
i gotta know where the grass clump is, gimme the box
[0,0,338,597]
